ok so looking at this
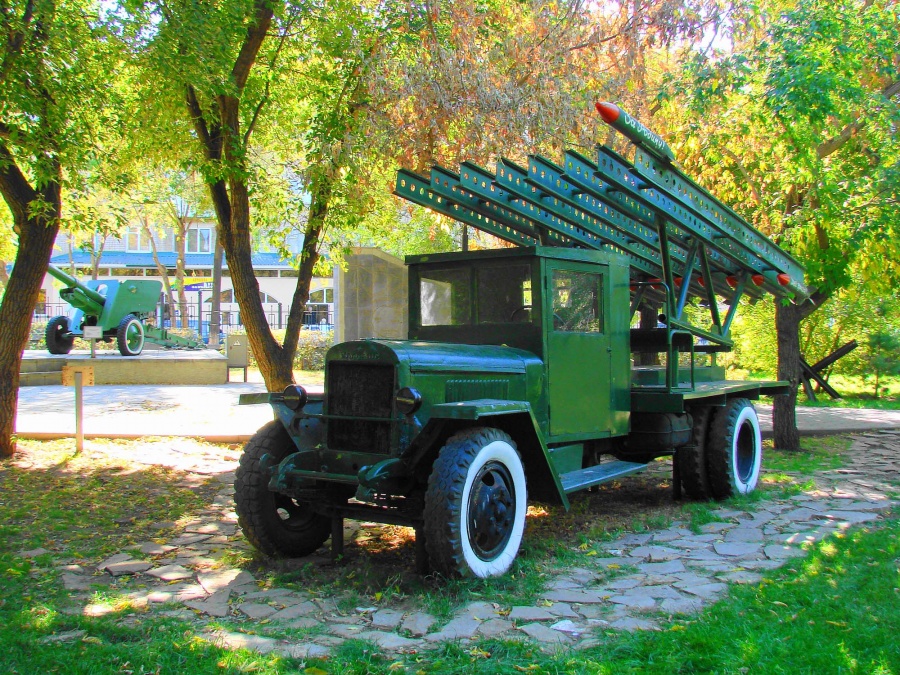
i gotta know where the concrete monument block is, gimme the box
[335,248,408,343]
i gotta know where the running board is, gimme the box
[559,461,648,494]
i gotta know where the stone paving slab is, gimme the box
[37,429,900,657]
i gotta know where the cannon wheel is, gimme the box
[234,420,331,557]
[116,314,145,356]
[424,427,527,578]
[45,315,75,355]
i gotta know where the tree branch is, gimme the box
[243,13,295,146]
[231,0,274,94]
[185,85,224,162]
[817,79,900,159]
[721,147,762,205]
[0,140,38,224]
[0,0,34,85]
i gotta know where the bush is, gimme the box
[247,328,334,371]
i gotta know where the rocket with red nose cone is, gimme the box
[595,102,676,163]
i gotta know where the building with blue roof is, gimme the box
[40,222,333,336]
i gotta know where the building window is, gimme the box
[125,227,151,253]
[187,227,212,254]
[212,289,278,304]
[309,288,334,304]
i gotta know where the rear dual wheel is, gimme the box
[679,398,762,499]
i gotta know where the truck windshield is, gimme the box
[420,264,532,327]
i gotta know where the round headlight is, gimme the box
[282,384,308,411]
[395,387,423,415]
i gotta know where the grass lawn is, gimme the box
[0,433,897,674]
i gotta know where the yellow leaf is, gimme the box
[81,636,102,645]
[375,592,383,602]
[389,662,405,671]
[578,543,589,551]
[469,647,491,659]
[514,666,541,672]
[304,668,329,675]
[539,600,552,607]
[586,550,597,557]
[606,563,620,570]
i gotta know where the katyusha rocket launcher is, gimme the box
[593,101,808,304]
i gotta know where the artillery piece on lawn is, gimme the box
[45,265,204,356]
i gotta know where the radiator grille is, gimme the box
[326,362,395,454]
[445,379,510,402]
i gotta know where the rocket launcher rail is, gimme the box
[395,103,807,348]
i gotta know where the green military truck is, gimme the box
[235,103,807,578]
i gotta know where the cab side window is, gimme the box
[552,270,602,333]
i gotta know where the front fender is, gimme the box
[412,399,570,508]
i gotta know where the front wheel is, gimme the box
[116,314,144,356]
[45,315,74,354]
[706,398,762,498]
[424,427,527,578]
[234,420,331,557]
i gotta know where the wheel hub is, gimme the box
[736,420,756,482]
[468,460,516,561]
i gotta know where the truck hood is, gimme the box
[328,339,539,374]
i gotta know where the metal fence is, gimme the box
[32,299,334,342]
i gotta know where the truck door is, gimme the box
[546,262,611,438]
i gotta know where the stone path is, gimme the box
[36,431,900,657]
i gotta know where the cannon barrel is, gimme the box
[47,264,107,314]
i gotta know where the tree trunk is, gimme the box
[90,236,106,279]
[218,178,295,390]
[175,223,188,329]
[0,150,62,458]
[209,241,224,346]
[773,300,803,451]
[773,291,829,451]
[144,220,177,315]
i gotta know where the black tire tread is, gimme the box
[234,420,331,557]
[677,407,712,499]
[423,427,518,577]
[116,314,143,356]
[45,316,74,355]
[706,397,753,500]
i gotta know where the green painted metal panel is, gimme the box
[429,398,532,420]
[98,279,162,327]
[544,259,611,438]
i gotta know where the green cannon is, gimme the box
[45,265,205,356]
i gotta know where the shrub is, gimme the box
[247,328,334,371]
